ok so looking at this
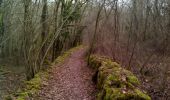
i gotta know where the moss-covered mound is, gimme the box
[89,55,151,100]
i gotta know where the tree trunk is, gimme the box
[41,0,48,60]
[24,0,34,80]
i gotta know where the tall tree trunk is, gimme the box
[41,0,48,60]
[52,0,60,61]
[168,0,170,31]
[24,0,34,80]
[0,0,4,57]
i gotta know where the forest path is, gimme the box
[38,48,96,100]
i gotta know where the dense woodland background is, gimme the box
[0,0,170,99]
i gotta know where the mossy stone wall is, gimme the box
[89,55,151,100]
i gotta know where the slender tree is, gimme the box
[41,0,48,62]
[23,0,34,80]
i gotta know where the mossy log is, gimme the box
[89,55,151,100]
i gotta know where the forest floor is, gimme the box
[0,61,25,99]
[37,48,97,100]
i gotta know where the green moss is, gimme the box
[127,75,140,85]
[108,88,128,100]
[105,88,113,100]
[15,72,45,99]
[44,60,52,66]
[88,55,102,69]
[26,74,41,90]
[89,55,113,69]
[89,55,151,100]
[97,91,104,100]
[98,87,151,100]
[16,92,29,100]
[135,89,151,100]
[53,45,84,65]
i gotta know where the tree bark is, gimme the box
[41,0,48,59]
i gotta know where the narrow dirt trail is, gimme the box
[38,48,96,100]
